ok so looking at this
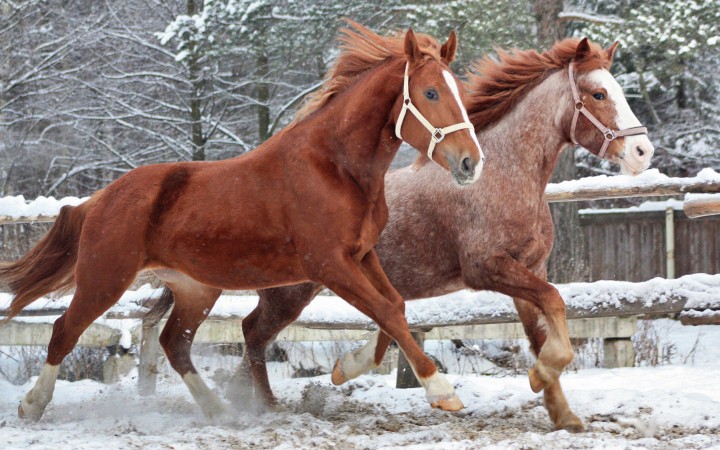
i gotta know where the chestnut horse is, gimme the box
[0,21,483,421]
[224,38,654,431]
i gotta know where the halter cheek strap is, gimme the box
[395,62,474,162]
[568,60,647,159]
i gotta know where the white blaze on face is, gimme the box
[442,70,484,181]
[586,69,654,175]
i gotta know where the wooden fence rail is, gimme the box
[684,193,720,218]
[3,275,720,390]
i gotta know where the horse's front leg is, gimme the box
[470,253,583,432]
[513,297,583,432]
[320,249,463,411]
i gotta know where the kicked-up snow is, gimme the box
[1,321,720,449]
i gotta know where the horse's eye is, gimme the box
[593,92,606,100]
[424,89,438,101]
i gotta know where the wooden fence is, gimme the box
[1,171,720,391]
[3,274,720,391]
[581,208,720,281]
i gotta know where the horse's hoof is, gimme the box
[18,401,41,421]
[331,360,346,386]
[265,402,288,413]
[430,394,464,412]
[207,407,237,426]
[554,413,585,433]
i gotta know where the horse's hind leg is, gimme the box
[514,298,583,432]
[227,282,321,411]
[158,278,229,421]
[20,277,136,420]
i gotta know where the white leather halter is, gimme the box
[568,60,648,159]
[395,62,474,162]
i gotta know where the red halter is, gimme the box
[568,60,648,159]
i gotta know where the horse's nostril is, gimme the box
[637,146,645,157]
[461,157,473,174]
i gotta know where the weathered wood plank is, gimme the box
[546,179,720,203]
[684,194,720,218]
[0,215,57,225]
[0,321,121,346]
[679,311,720,326]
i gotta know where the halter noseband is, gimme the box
[568,60,647,159]
[395,62,474,162]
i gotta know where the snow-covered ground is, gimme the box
[2,320,720,449]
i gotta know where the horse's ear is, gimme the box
[440,30,457,64]
[575,37,591,61]
[606,41,620,63]
[404,28,423,63]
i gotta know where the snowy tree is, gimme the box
[580,0,720,175]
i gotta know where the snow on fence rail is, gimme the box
[3,274,720,327]
[1,169,720,225]
[2,274,720,389]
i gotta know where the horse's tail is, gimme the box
[0,192,101,322]
[143,287,174,329]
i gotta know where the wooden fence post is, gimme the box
[396,331,426,389]
[603,337,636,368]
[138,319,161,396]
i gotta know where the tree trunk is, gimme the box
[535,0,589,283]
[187,0,205,161]
[635,59,661,126]
[546,149,589,283]
[256,52,270,143]
[535,0,565,47]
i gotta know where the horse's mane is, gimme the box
[466,38,613,132]
[291,19,444,124]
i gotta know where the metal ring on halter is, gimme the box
[433,129,445,143]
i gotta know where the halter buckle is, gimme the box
[604,130,616,141]
[432,128,445,143]
[574,101,584,111]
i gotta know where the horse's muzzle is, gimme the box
[450,153,484,185]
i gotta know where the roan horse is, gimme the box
[216,38,654,431]
[0,21,484,421]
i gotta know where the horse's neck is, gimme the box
[480,71,572,193]
[319,62,404,196]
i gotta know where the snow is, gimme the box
[0,195,87,220]
[4,274,719,328]
[686,192,720,202]
[545,167,720,195]
[2,332,720,448]
[579,199,683,215]
[2,277,720,446]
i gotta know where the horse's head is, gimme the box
[394,29,484,185]
[568,38,654,176]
